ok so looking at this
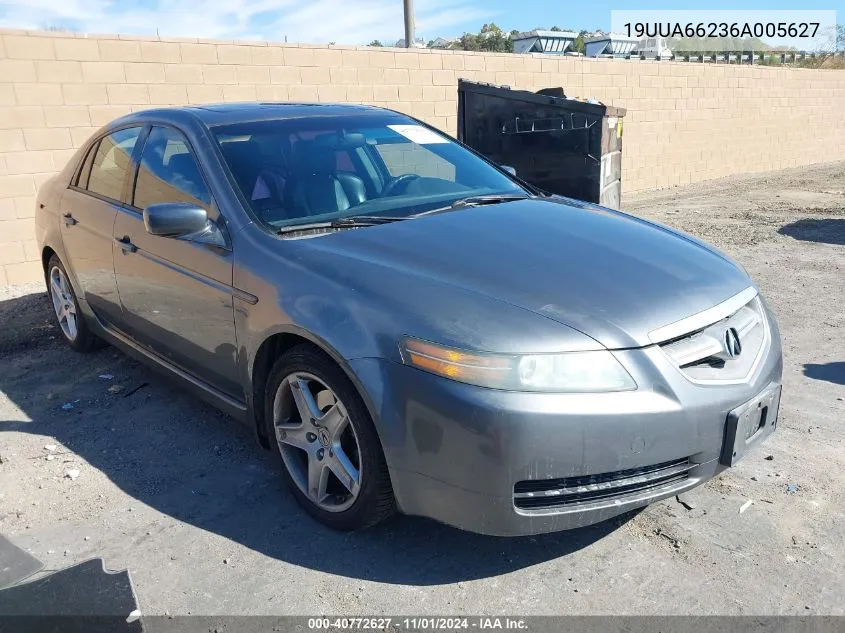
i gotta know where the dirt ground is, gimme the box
[0,162,843,616]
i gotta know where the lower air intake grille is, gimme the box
[514,457,693,510]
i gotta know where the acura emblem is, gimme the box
[724,327,742,358]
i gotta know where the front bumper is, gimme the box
[350,315,783,536]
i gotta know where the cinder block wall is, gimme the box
[2,28,845,285]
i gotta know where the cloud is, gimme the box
[0,0,495,44]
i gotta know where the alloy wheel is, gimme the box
[272,372,362,512]
[49,265,78,342]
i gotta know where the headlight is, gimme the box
[399,337,636,393]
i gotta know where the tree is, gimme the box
[455,22,513,53]
[794,24,845,68]
[573,30,587,54]
[368,40,383,47]
[550,26,561,32]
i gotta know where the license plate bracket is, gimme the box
[720,384,781,466]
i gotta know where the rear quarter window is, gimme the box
[85,127,142,201]
[74,143,97,188]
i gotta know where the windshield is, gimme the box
[211,113,526,229]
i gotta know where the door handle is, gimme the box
[115,236,137,254]
[62,212,77,227]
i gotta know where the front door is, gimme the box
[112,125,240,399]
[60,127,143,325]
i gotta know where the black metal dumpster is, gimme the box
[457,80,626,209]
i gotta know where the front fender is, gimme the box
[231,224,603,446]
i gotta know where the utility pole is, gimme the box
[403,0,414,48]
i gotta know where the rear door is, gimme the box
[61,127,143,325]
[112,125,240,398]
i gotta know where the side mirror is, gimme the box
[500,164,517,176]
[143,203,209,238]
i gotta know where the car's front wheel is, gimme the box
[265,345,395,530]
[46,255,102,352]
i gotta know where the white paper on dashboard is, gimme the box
[387,124,449,144]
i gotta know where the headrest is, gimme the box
[221,139,261,166]
[292,139,335,174]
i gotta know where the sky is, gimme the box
[0,0,841,45]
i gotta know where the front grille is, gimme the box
[513,457,694,510]
[659,296,768,383]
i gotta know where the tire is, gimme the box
[46,255,103,352]
[264,344,394,530]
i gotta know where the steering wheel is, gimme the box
[382,174,421,197]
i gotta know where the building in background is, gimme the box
[637,36,674,60]
[584,32,638,58]
[394,37,426,48]
[427,36,457,49]
[512,29,578,55]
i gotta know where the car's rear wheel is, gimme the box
[47,255,102,352]
[265,345,394,530]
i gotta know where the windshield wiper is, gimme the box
[331,215,408,226]
[276,194,531,234]
[277,215,408,234]
[413,194,532,218]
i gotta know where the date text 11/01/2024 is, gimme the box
[308,618,528,630]
[623,22,820,39]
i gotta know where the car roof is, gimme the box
[109,102,400,129]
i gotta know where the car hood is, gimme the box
[304,198,752,349]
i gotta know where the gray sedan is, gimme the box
[35,103,782,535]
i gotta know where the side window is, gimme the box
[86,127,142,201]
[354,146,383,187]
[133,126,211,210]
[375,142,456,181]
